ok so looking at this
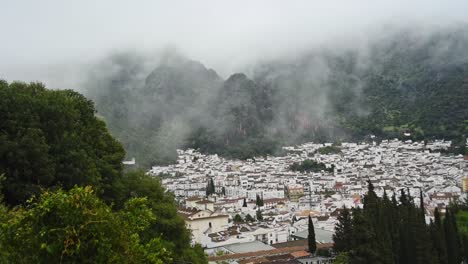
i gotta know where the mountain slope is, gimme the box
[87,27,468,167]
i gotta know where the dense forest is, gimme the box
[86,26,468,168]
[0,81,206,263]
[333,181,468,264]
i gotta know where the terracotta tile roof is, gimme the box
[195,199,214,204]
[290,250,310,258]
[208,243,333,262]
[185,196,202,201]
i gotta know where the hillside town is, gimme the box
[149,139,468,263]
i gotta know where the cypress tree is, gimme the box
[444,208,460,264]
[390,192,401,264]
[432,208,448,264]
[412,190,433,264]
[308,215,317,254]
[256,194,261,207]
[333,206,352,253]
[461,235,468,263]
[349,208,379,264]
[411,207,433,264]
[205,180,211,197]
[419,190,426,222]
[448,207,462,263]
[398,189,413,264]
[400,189,409,206]
[378,191,395,264]
[256,209,263,221]
[210,177,215,194]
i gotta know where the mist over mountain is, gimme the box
[85,25,468,167]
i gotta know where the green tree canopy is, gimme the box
[0,186,171,263]
[0,80,125,205]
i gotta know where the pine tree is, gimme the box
[412,190,433,264]
[210,177,215,194]
[245,214,254,222]
[332,186,465,264]
[431,208,448,264]
[461,235,468,263]
[256,194,261,207]
[390,192,401,263]
[205,180,211,197]
[333,206,352,253]
[419,190,426,222]
[308,215,317,254]
[378,191,395,264]
[233,214,243,223]
[444,208,461,264]
[256,209,263,221]
[349,208,379,264]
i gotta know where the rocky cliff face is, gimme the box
[87,26,468,167]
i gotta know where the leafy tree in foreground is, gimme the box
[0,186,171,263]
[111,170,206,264]
[0,82,208,263]
[0,80,125,205]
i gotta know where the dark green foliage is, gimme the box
[233,214,243,223]
[308,215,317,254]
[0,81,125,205]
[256,194,264,207]
[430,208,448,264]
[206,177,215,197]
[444,208,461,264]
[333,207,352,253]
[0,186,172,263]
[289,159,334,173]
[111,170,206,264]
[317,146,342,154]
[0,82,207,263]
[334,252,350,264]
[256,209,263,221]
[245,214,255,222]
[348,208,381,264]
[334,183,467,264]
[316,248,331,257]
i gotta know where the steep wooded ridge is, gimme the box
[87,27,468,168]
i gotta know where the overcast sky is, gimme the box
[1,0,468,88]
